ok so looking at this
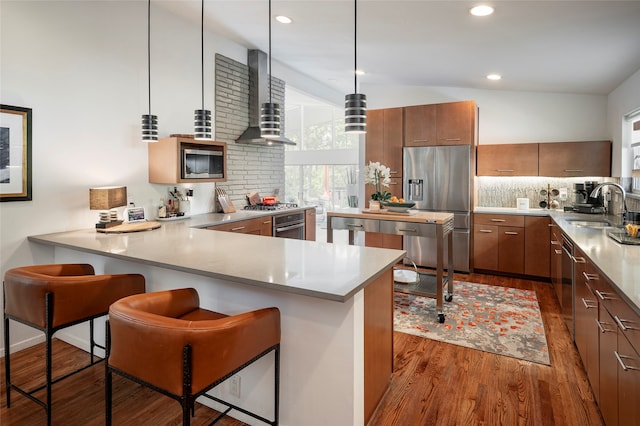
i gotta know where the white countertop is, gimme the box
[549,211,640,313]
[474,206,554,216]
[28,216,405,303]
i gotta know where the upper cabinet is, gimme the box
[366,107,403,179]
[477,143,539,176]
[477,140,612,177]
[538,141,611,177]
[148,136,227,184]
[404,100,477,146]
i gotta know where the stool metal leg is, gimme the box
[274,344,280,426]
[4,315,11,408]
[45,292,54,426]
[105,320,113,426]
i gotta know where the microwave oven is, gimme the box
[182,147,224,179]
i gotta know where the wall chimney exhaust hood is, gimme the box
[236,50,295,146]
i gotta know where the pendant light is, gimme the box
[260,0,281,139]
[194,0,212,140]
[345,0,366,134]
[141,0,158,142]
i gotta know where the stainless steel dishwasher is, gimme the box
[561,233,574,339]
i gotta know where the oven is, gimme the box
[273,211,305,239]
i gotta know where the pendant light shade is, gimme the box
[194,0,212,140]
[141,0,158,142]
[345,0,366,134]
[260,0,281,139]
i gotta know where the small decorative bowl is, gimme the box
[381,202,416,209]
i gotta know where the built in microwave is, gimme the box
[182,147,224,179]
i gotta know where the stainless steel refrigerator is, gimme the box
[403,145,471,272]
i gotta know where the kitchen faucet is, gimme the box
[590,182,628,221]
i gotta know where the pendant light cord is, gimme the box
[354,0,358,95]
[147,0,151,115]
[268,0,273,104]
[201,0,205,110]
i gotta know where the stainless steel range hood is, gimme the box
[236,50,295,146]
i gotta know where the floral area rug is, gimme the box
[394,281,550,365]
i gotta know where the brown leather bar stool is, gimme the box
[3,263,145,425]
[106,287,281,426]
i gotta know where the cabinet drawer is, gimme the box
[379,220,436,238]
[474,214,524,227]
[331,217,380,233]
[592,276,640,354]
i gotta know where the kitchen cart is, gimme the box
[327,209,455,323]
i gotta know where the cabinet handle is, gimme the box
[388,182,399,185]
[555,249,562,255]
[595,289,616,301]
[614,315,639,331]
[231,226,246,231]
[263,220,272,224]
[614,351,640,371]
[582,298,598,309]
[445,138,462,141]
[564,169,585,172]
[504,231,519,235]
[398,228,417,233]
[479,229,493,233]
[389,171,399,174]
[573,256,586,264]
[596,319,616,333]
[490,219,506,222]
[414,139,429,143]
[496,169,514,172]
[583,271,599,281]
[551,240,560,245]
[347,224,364,228]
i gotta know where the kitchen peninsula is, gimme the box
[28,215,405,426]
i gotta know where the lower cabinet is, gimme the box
[365,233,403,251]
[524,216,550,278]
[573,248,640,426]
[473,214,524,274]
[206,216,273,236]
[305,208,316,241]
[550,222,563,303]
[573,246,599,401]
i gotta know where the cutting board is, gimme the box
[216,188,236,213]
[96,221,161,233]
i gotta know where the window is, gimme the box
[626,108,640,194]
[284,88,359,214]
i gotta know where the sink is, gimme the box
[566,219,614,229]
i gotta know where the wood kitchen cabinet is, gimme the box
[538,140,611,177]
[473,214,524,274]
[148,136,227,184]
[523,216,551,278]
[206,216,272,236]
[573,246,599,401]
[404,100,477,147]
[305,208,316,241]
[365,108,403,251]
[477,143,539,176]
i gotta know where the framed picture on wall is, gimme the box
[0,104,32,202]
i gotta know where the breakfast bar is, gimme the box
[27,220,405,426]
[327,209,455,322]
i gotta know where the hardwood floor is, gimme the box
[368,272,604,426]
[1,272,603,425]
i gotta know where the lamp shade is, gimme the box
[89,186,127,210]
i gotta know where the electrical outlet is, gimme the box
[559,188,568,201]
[228,375,241,398]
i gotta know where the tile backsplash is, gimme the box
[476,176,611,210]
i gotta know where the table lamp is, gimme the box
[89,186,127,229]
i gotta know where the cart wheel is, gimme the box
[445,294,453,302]
[438,313,445,323]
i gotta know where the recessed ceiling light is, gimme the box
[470,5,494,17]
[275,15,292,24]
[355,69,365,76]
[486,74,502,81]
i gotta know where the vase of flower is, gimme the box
[365,161,392,207]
